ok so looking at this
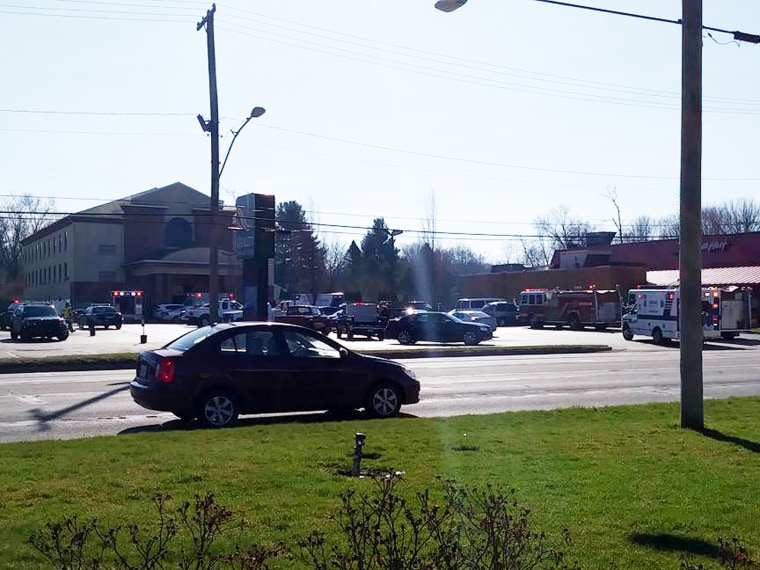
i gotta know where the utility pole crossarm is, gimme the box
[196,3,215,31]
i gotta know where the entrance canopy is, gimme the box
[647,266,760,287]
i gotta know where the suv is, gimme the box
[78,305,124,330]
[481,301,519,327]
[10,303,69,341]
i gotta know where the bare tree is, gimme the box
[655,214,679,239]
[624,215,657,242]
[534,205,595,250]
[0,194,57,281]
[519,236,552,267]
[321,237,347,292]
[719,198,760,233]
[606,187,624,244]
[701,206,726,235]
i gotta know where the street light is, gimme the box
[197,105,266,324]
[434,0,467,12]
[219,106,266,178]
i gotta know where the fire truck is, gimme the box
[518,287,621,330]
[109,290,144,323]
[622,286,753,343]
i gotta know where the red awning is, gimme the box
[647,266,760,287]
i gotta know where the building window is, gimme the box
[98,271,116,282]
[64,262,68,280]
[98,244,117,256]
[165,217,193,248]
[64,231,68,251]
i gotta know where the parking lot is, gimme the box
[0,320,750,361]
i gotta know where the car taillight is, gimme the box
[155,358,175,383]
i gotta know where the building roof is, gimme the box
[551,232,760,271]
[647,266,760,286]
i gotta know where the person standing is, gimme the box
[62,302,74,332]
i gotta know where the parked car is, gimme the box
[154,304,185,321]
[404,301,433,314]
[10,303,69,341]
[448,310,497,332]
[481,301,520,327]
[454,297,505,311]
[130,322,420,427]
[78,305,124,330]
[385,311,492,346]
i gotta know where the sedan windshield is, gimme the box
[165,323,234,351]
[25,306,57,317]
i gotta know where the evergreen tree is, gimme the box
[274,201,325,299]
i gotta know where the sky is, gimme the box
[3,0,760,264]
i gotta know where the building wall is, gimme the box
[22,224,74,302]
[463,265,648,301]
[72,222,125,283]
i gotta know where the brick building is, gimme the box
[21,182,242,313]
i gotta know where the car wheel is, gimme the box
[336,328,343,339]
[197,391,238,428]
[397,330,413,345]
[377,331,385,341]
[104,324,109,330]
[652,327,664,345]
[10,330,17,340]
[721,332,738,340]
[366,382,402,418]
[20,331,31,342]
[529,314,542,329]
[463,331,480,346]
[622,324,634,341]
[57,330,69,341]
[568,313,582,330]
[199,316,210,327]
[116,323,122,330]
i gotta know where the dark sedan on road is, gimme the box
[10,303,69,341]
[78,305,123,330]
[385,311,492,345]
[130,322,420,427]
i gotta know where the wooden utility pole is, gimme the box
[679,0,703,429]
[198,4,221,324]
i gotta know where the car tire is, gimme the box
[104,324,109,330]
[568,313,582,330]
[116,323,122,330]
[199,316,210,327]
[622,324,634,341]
[377,331,385,341]
[721,332,738,340]
[197,391,239,428]
[57,330,69,341]
[652,327,664,345]
[20,331,31,342]
[463,331,480,346]
[397,330,413,345]
[529,314,542,329]
[365,382,402,418]
[10,330,17,340]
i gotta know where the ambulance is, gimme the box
[621,287,723,344]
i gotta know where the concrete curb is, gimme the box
[0,344,611,374]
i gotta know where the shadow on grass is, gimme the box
[118,410,418,436]
[629,533,718,558]
[699,427,760,454]
[29,384,130,432]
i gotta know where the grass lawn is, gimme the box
[1,397,759,569]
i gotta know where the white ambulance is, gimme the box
[621,288,722,344]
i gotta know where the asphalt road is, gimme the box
[0,321,743,359]
[1,344,759,443]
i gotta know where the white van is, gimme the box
[455,297,506,311]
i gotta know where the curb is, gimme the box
[0,345,611,374]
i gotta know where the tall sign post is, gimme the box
[234,193,275,321]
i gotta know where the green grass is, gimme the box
[1,398,759,569]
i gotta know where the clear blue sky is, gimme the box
[3,0,759,263]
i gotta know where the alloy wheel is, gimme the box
[201,393,237,427]
[369,385,400,417]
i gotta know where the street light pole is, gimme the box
[198,4,221,324]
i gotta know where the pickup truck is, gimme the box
[274,304,331,335]
[335,302,386,340]
[185,299,243,326]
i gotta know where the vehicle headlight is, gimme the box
[402,366,416,380]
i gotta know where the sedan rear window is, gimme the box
[165,324,234,351]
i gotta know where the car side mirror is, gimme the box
[339,347,349,358]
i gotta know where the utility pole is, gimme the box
[679,0,703,429]
[198,4,221,324]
